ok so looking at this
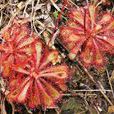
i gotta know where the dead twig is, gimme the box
[106,69,114,98]
[50,0,61,12]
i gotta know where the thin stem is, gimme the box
[62,93,97,97]
[1,98,7,114]
[72,89,112,92]
[50,0,61,12]
[77,60,96,83]
[106,69,114,98]
[48,29,60,47]
[86,0,89,5]
[25,105,33,114]
[68,0,79,8]
[55,108,61,114]
[98,81,113,106]
[10,102,15,114]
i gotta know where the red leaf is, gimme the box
[60,3,114,67]
[0,19,37,77]
[7,41,69,109]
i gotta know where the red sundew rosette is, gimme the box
[60,3,114,68]
[7,41,70,109]
[0,19,38,78]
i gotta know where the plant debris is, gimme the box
[0,0,114,114]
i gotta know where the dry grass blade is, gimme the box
[106,69,114,98]
[1,98,7,114]
[50,0,61,12]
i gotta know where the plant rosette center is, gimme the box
[30,68,39,79]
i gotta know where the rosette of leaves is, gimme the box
[8,41,69,109]
[0,19,37,77]
[60,1,114,68]
[0,19,69,109]
[0,18,69,109]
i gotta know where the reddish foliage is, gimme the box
[0,19,37,77]
[8,42,69,109]
[0,19,69,109]
[60,3,114,67]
